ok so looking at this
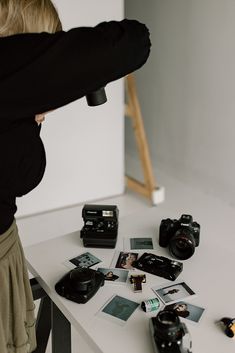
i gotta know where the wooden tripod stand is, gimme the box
[125,74,164,205]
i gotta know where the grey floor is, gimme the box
[17,169,235,353]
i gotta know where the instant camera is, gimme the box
[55,267,105,304]
[80,204,119,248]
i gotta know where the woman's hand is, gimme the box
[35,110,54,125]
[35,113,45,125]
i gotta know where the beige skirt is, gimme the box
[0,220,37,353]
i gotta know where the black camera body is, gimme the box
[55,267,105,304]
[80,204,119,248]
[150,310,192,353]
[133,252,183,281]
[159,214,200,260]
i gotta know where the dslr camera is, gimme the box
[80,204,119,248]
[159,214,200,260]
[150,309,192,353]
[133,252,183,281]
[55,267,105,304]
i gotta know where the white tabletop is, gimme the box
[25,206,235,353]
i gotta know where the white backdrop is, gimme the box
[125,0,235,206]
[16,0,124,217]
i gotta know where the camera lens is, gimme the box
[70,268,96,292]
[86,87,107,106]
[158,310,178,325]
[169,229,195,260]
[155,310,183,342]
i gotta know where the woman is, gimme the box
[121,253,138,269]
[0,1,151,352]
[173,303,190,318]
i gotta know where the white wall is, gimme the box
[125,0,235,206]
[16,0,124,217]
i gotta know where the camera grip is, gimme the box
[86,87,107,106]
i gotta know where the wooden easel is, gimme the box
[125,74,164,205]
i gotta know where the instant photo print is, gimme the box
[97,267,129,284]
[152,282,195,305]
[97,295,139,326]
[123,237,154,251]
[63,252,102,270]
[164,301,205,323]
[111,251,139,270]
[130,237,154,249]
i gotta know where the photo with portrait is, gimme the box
[164,301,205,323]
[111,251,139,270]
[97,267,129,284]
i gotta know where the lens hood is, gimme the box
[155,310,183,342]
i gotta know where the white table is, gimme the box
[25,206,235,353]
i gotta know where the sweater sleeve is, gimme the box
[0,19,151,120]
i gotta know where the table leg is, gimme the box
[31,278,51,353]
[51,301,72,353]
[34,296,51,353]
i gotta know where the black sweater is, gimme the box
[0,19,151,234]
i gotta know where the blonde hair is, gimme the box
[0,0,62,37]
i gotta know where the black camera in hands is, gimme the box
[133,253,183,281]
[85,87,107,106]
[150,310,192,353]
[80,204,119,248]
[159,214,200,260]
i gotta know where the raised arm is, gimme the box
[0,19,151,120]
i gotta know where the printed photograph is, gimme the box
[164,301,205,323]
[97,295,139,326]
[64,252,102,269]
[152,282,195,305]
[115,251,139,270]
[130,237,154,250]
[97,267,129,284]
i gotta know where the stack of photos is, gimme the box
[152,282,205,323]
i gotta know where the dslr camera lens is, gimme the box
[159,214,200,260]
[169,229,196,260]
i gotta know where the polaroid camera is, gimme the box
[80,204,119,248]
[55,267,105,304]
